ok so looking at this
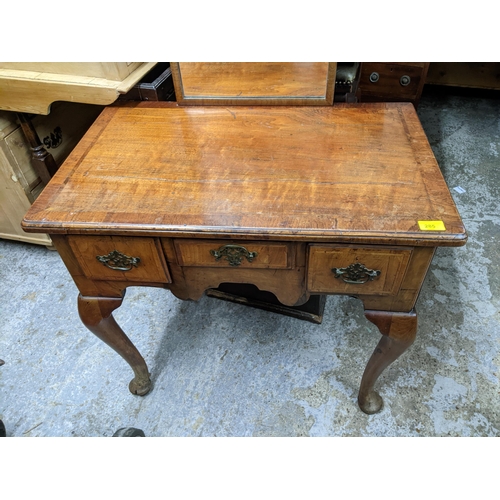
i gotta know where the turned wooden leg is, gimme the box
[17,113,58,185]
[77,293,152,396]
[358,309,417,414]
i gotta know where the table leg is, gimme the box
[358,309,417,414]
[77,293,152,396]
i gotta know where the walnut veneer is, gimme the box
[22,102,466,414]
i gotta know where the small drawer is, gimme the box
[69,235,171,283]
[174,239,293,269]
[307,245,412,295]
[358,63,427,102]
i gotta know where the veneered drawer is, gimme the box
[69,235,171,283]
[174,239,293,269]
[307,245,412,295]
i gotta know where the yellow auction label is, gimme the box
[418,220,446,231]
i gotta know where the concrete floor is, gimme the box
[0,88,499,437]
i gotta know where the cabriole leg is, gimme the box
[358,309,417,414]
[77,293,152,396]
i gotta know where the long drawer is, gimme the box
[307,244,412,295]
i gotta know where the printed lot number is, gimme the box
[418,220,446,231]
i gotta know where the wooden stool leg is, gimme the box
[358,309,417,414]
[77,293,152,396]
[17,113,58,185]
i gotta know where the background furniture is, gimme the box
[426,62,500,90]
[171,62,337,105]
[355,62,430,107]
[0,62,157,114]
[0,103,103,246]
[334,62,360,102]
[119,63,175,102]
[0,62,160,246]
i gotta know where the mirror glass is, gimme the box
[171,62,336,105]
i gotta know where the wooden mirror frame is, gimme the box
[171,62,337,105]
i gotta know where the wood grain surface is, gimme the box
[22,102,466,247]
[178,62,329,97]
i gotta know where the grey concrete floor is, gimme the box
[0,89,499,437]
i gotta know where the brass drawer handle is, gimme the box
[210,245,258,267]
[96,250,141,271]
[332,263,381,284]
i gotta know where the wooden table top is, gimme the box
[23,102,466,247]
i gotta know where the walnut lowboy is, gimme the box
[22,103,466,414]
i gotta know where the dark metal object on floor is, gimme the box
[0,359,4,437]
[206,283,326,324]
[112,427,145,437]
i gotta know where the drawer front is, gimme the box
[358,63,427,102]
[69,236,171,283]
[307,245,412,295]
[174,239,293,269]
